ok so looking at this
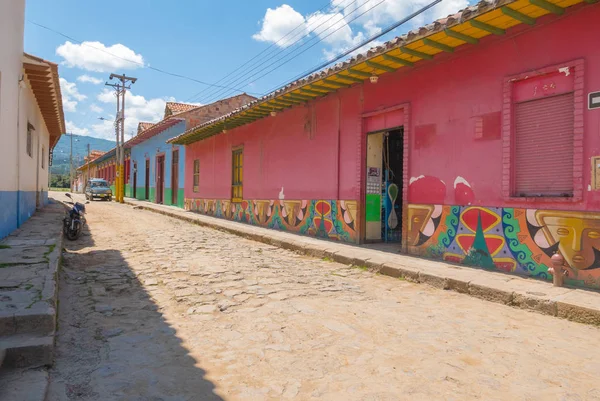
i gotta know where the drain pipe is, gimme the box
[16,74,24,228]
[549,253,568,287]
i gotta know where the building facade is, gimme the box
[127,94,256,207]
[172,0,600,289]
[0,1,65,239]
[129,120,186,206]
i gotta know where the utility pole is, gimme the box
[85,143,90,193]
[105,73,136,203]
[69,132,73,192]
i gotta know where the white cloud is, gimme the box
[307,12,354,46]
[97,89,166,137]
[252,0,470,62]
[77,74,103,84]
[253,4,309,47]
[89,103,103,113]
[56,41,144,72]
[66,120,90,136]
[59,78,87,113]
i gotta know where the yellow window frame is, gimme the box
[193,159,200,192]
[231,147,243,202]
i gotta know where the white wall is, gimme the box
[18,76,51,201]
[0,0,25,194]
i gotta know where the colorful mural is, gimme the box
[184,198,358,243]
[409,204,600,289]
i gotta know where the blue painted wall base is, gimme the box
[0,190,43,240]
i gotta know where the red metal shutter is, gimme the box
[514,92,574,197]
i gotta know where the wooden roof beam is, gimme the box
[423,38,454,52]
[347,68,372,78]
[322,79,350,88]
[282,94,308,104]
[470,19,506,35]
[366,60,397,73]
[335,73,363,83]
[300,88,325,97]
[400,46,433,60]
[501,6,536,25]
[286,93,313,101]
[308,84,333,92]
[444,29,479,44]
[382,54,414,67]
[529,0,565,14]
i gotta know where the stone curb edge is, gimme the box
[125,201,600,327]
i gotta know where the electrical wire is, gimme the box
[190,0,363,104]
[184,0,335,103]
[26,20,265,97]
[262,0,442,95]
[201,0,389,104]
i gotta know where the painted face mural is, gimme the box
[534,211,600,271]
[339,200,357,231]
[407,205,442,246]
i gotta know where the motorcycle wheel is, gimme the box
[65,221,81,241]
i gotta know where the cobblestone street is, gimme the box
[47,194,600,401]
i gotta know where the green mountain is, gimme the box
[51,134,115,175]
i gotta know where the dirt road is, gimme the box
[47,193,600,400]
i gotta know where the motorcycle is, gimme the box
[63,193,88,241]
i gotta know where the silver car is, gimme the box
[85,179,112,201]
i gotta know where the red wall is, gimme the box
[185,4,600,211]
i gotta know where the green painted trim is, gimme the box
[529,0,564,14]
[444,29,479,44]
[365,60,397,73]
[382,54,414,67]
[400,46,433,60]
[469,19,506,35]
[423,38,454,53]
[501,6,536,25]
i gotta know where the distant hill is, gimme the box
[51,134,115,175]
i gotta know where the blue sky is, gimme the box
[25,0,471,140]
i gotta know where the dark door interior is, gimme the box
[145,159,150,200]
[171,149,179,205]
[156,155,165,204]
[382,128,404,242]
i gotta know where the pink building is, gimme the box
[170,0,600,289]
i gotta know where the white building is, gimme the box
[0,1,65,239]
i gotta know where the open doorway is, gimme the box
[364,128,404,243]
[156,155,165,204]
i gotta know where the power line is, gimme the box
[184,0,334,103]
[189,0,360,104]
[202,0,389,104]
[26,20,264,97]
[192,0,366,104]
[263,0,443,95]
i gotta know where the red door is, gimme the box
[156,155,165,204]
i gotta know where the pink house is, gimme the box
[170,0,600,289]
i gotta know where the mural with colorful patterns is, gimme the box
[184,199,358,243]
[408,204,600,289]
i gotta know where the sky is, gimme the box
[25,0,472,141]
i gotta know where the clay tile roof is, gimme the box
[167,0,595,146]
[137,121,154,134]
[22,53,66,150]
[165,102,198,117]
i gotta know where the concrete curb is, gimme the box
[125,199,600,326]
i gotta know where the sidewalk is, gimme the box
[0,200,64,400]
[124,197,600,326]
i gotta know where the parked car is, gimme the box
[85,178,112,201]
